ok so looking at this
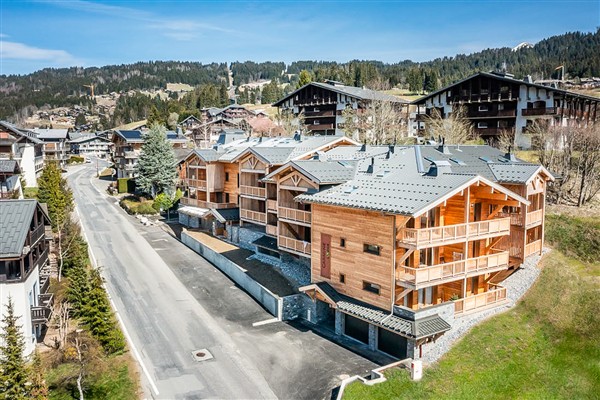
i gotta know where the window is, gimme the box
[478,105,489,112]
[340,238,346,247]
[498,103,505,111]
[340,273,346,283]
[225,172,230,182]
[477,122,488,129]
[314,107,320,112]
[363,243,380,256]
[363,281,380,295]
[314,120,320,125]
[225,193,230,203]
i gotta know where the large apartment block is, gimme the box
[411,71,600,148]
[178,135,553,359]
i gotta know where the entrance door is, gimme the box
[320,233,331,278]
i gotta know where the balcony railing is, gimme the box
[521,107,557,116]
[187,179,207,190]
[265,224,278,237]
[308,123,335,130]
[0,190,17,199]
[454,285,507,315]
[278,236,311,256]
[526,209,543,226]
[180,197,237,209]
[278,207,311,225]
[29,224,45,246]
[397,251,510,286]
[31,293,54,323]
[124,151,137,159]
[240,185,266,198]
[474,127,510,136]
[398,217,511,248]
[267,199,278,212]
[524,239,542,257]
[36,247,49,270]
[467,109,517,118]
[497,212,524,226]
[240,209,266,224]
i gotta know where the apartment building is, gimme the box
[273,81,409,135]
[69,133,112,158]
[32,128,71,168]
[0,200,53,356]
[411,71,600,148]
[111,129,188,179]
[0,121,45,187]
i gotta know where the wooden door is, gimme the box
[320,233,331,278]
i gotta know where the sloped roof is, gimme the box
[114,129,187,143]
[69,133,110,144]
[273,82,408,106]
[265,159,356,185]
[488,163,546,184]
[250,146,295,165]
[32,128,69,140]
[0,200,38,257]
[210,207,240,223]
[305,282,451,340]
[0,121,43,144]
[0,160,19,174]
[192,148,225,162]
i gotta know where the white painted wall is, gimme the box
[18,145,38,187]
[0,268,40,357]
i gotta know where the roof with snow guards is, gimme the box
[0,200,48,258]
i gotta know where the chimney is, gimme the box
[437,137,451,155]
[425,160,452,177]
[359,142,367,152]
[504,145,519,162]
[258,136,263,143]
[293,131,301,141]
[366,157,375,174]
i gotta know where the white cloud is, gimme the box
[0,40,80,65]
[0,34,8,38]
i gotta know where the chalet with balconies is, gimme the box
[69,133,112,158]
[32,128,71,168]
[0,121,45,187]
[112,129,188,179]
[0,160,23,199]
[0,200,52,356]
[296,144,552,359]
[412,71,600,148]
[274,81,409,135]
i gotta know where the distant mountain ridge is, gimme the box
[0,29,598,120]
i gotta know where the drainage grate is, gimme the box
[191,349,214,362]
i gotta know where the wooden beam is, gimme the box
[485,236,504,253]
[487,205,504,219]
[396,248,414,267]
[395,287,412,301]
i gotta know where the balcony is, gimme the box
[31,293,54,324]
[397,251,510,288]
[278,236,311,256]
[526,209,543,227]
[467,109,517,118]
[474,127,509,136]
[308,123,335,131]
[240,185,266,199]
[0,189,18,199]
[240,209,266,224]
[29,224,45,246]
[187,179,207,190]
[124,151,137,159]
[278,207,311,225]
[265,224,278,237]
[524,239,542,257]
[398,217,511,248]
[454,285,507,315]
[521,107,557,116]
[124,164,135,171]
[497,212,524,226]
[180,197,237,209]
[304,110,335,118]
[267,199,278,213]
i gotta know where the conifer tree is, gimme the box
[134,124,177,198]
[297,70,312,88]
[0,297,32,399]
[29,351,49,400]
[66,263,91,317]
[37,162,73,230]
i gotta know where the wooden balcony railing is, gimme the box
[521,107,557,116]
[497,212,524,226]
[398,217,511,248]
[267,199,278,212]
[29,224,45,246]
[265,225,278,237]
[0,190,17,199]
[308,123,335,130]
[31,293,54,323]
[124,151,137,159]
[467,109,517,118]
[240,185,266,198]
[278,207,311,225]
[179,197,238,209]
[524,239,542,257]
[186,179,207,190]
[35,247,49,271]
[397,251,510,286]
[526,209,543,226]
[278,236,311,256]
[240,209,266,224]
[454,286,507,315]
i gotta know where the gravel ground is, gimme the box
[422,248,550,364]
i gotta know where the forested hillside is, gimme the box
[0,29,598,121]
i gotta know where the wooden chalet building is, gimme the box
[412,71,600,148]
[111,129,188,179]
[273,81,409,135]
[0,200,53,356]
[32,128,71,168]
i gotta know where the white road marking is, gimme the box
[252,318,279,327]
[75,199,160,397]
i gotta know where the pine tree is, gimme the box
[0,297,32,399]
[134,124,177,198]
[297,70,312,88]
[66,263,91,317]
[37,162,73,230]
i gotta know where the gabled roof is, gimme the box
[0,121,43,144]
[412,71,600,105]
[32,128,70,140]
[69,134,111,144]
[210,208,240,223]
[113,129,187,143]
[179,115,202,124]
[0,200,48,258]
[264,159,356,185]
[273,82,408,106]
[0,160,20,174]
[250,146,295,165]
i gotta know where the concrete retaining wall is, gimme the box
[182,231,283,319]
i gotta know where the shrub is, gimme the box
[67,156,85,164]
[119,196,158,215]
[117,178,129,194]
[545,214,600,263]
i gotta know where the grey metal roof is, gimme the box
[69,134,110,144]
[0,199,37,258]
[322,145,389,161]
[289,160,355,184]
[274,82,408,106]
[0,160,19,174]
[314,282,450,339]
[32,128,69,140]
[250,147,295,165]
[252,234,278,251]
[0,121,43,144]
[210,207,240,223]
[193,148,226,162]
[489,163,543,183]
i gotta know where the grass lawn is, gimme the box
[344,248,600,400]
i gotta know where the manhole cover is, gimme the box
[191,348,213,362]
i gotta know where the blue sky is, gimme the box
[0,0,598,75]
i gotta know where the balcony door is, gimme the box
[320,233,331,278]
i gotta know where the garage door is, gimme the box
[377,327,407,359]
[344,314,369,344]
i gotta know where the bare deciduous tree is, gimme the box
[275,110,305,136]
[424,106,476,145]
[52,301,71,350]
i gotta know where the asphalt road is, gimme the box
[67,162,376,400]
